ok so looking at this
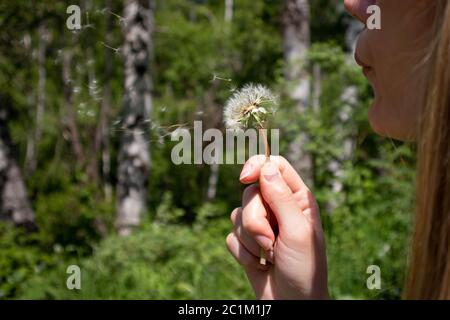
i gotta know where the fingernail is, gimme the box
[240,163,253,180]
[262,163,279,183]
[255,235,273,251]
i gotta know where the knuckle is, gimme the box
[276,155,287,163]
[344,0,356,13]
[305,189,318,208]
[266,184,292,204]
[230,207,240,223]
[248,154,260,162]
[276,155,288,167]
[225,233,234,247]
[246,154,263,167]
[226,235,242,264]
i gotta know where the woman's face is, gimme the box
[344,0,436,141]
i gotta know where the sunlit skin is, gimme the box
[348,0,435,140]
[226,0,436,299]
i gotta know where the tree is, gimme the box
[95,0,114,200]
[116,0,154,235]
[282,0,314,186]
[205,0,235,201]
[0,105,35,229]
[224,0,233,22]
[25,23,48,175]
[62,44,85,167]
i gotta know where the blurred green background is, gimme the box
[0,0,415,299]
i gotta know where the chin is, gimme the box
[368,103,417,142]
[368,103,389,137]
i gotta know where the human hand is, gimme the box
[226,155,329,299]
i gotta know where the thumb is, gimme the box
[259,161,306,235]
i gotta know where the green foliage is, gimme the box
[34,180,114,254]
[324,142,415,299]
[0,223,60,299]
[0,0,416,300]
[18,218,253,299]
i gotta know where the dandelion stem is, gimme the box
[258,127,270,266]
[260,248,267,265]
[258,127,270,162]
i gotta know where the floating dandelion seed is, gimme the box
[97,8,108,15]
[223,83,278,266]
[100,41,121,54]
[210,73,232,83]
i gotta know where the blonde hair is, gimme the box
[404,0,450,299]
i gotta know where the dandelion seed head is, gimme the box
[223,84,278,130]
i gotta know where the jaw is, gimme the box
[368,100,418,142]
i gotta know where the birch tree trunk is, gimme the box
[116,0,154,235]
[85,0,101,184]
[98,0,114,200]
[25,23,47,175]
[224,0,233,23]
[62,48,84,166]
[205,0,235,201]
[0,107,35,228]
[204,82,222,201]
[206,162,219,200]
[282,0,313,186]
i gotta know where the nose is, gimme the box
[344,0,377,23]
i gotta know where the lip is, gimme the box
[355,52,374,78]
[354,52,369,68]
[362,66,373,78]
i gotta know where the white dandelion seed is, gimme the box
[223,83,278,130]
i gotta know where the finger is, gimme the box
[226,233,270,271]
[259,161,308,237]
[241,185,275,251]
[239,155,308,194]
[230,207,241,225]
[231,206,260,256]
[297,189,320,223]
[240,155,321,224]
[232,207,275,263]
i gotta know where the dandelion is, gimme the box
[223,83,278,265]
[223,83,278,160]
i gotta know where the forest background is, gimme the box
[0,0,415,299]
